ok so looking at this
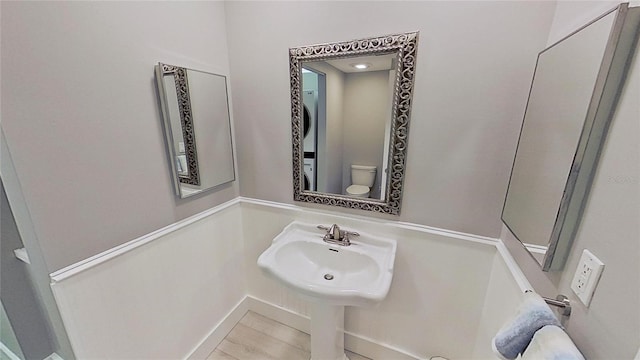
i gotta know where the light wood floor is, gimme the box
[207,311,372,360]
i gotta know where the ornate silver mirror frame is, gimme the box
[159,63,200,186]
[290,32,419,215]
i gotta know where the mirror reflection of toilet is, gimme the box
[346,165,376,198]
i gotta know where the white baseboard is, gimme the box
[185,297,249,360]
[245,296,420,360]
[184,295,421,360]
[344,329,420,360]
[245,296,311,333]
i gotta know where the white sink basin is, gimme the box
[257,221,397,306]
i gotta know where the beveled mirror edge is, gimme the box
[545,3,640,270]
[290,31,419,215]
[501,3,639,271]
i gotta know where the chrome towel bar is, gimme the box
[525,290,572,316]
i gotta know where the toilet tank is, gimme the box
[351,165,376,187]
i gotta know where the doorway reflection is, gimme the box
[301,68,323,192]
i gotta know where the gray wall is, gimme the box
[1,1,238,272]
[501,2,640,359]
[226,1,556,236]
[4,2,635,358]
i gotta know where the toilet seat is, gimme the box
[346,184,369,196]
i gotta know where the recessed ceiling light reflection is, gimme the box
[351,63,371,70]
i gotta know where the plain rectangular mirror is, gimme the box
[290,32,419,215]
[155,63,235,198]
[502,3,640,270]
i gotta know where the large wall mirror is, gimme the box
[503,4,639,271]
[290,32,419,215]
[154,63,235,198]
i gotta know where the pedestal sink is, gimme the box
[257,221,397,360]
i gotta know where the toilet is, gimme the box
[346,165,376,198]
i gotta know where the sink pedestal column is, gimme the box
[309,303,349,360]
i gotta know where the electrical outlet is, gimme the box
[571,249,605,306]
[575,275,587,292]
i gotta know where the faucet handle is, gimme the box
[317,224,334,237]
[343,230,359,243]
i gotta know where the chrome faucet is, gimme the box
[329,224,341,240]
[317,224,359,246]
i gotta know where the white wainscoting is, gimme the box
[49,197,529,359]
[238,198,529,359]
[50,200,246,360]
[471,243,531,358]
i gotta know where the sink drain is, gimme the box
[324,274,334,280]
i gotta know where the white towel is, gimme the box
[492,292,561,360]
[521,325,585,360]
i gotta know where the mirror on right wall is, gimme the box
[502,3,640,271]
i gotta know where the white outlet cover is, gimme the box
[570,249,605,306]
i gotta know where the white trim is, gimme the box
[245,296,419,360]
[239,197,500,246]
[50,196,502,283]
[392,221,498,246]
[523,242,548,254]
[245,296,310,333]
[43,197,532,359]
[50,197,241,283]
[344,329,419,360]
[179,295,424,359]
[185,297,249,360]
[496,241,532,292]
[43,353,64,360]
[238,197,306,212]
[0,342,22,360]
[13,247,31,264]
